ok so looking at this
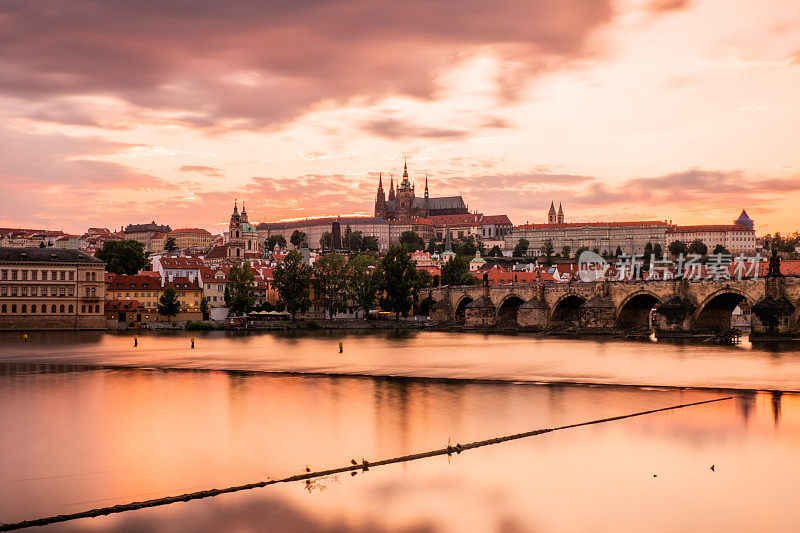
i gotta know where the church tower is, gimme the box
[374,174,387,218]
[548,201,557,224]
[388,176,395,202]
[395,159,416,219]
[228,201,244,260]
[557,203,564,224]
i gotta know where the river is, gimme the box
[1,331,799,532]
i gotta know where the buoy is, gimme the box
[338,341,343,353]
[23,333,29,342]
[133,336,138,347]
[191,337,195,349]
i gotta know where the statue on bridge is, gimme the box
[767,248,783,278]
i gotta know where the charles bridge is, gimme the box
[423,277,800,336]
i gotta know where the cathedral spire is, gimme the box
[403,158,408,178]
[424,174,429,199]
[378,173,383,192]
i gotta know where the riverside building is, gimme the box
[0,247,106,330]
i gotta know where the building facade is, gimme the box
[170,228,213,251]
[0,247,106,330]
[257,217,391,252]
[374,163,469,220]
[666,224,756,254]
[507,221,671,256]
[123,221,172,253]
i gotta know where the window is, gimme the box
[51,286,57,296]
[81,305,86,313]
[59,287,66,297]
[91,272,96,281]
[60,305,65,313]
[0,270,6,280]
[20,287,27,296]
[41,305,45,314]
[51,304,56,313]
[11,304,16,313]
[68,287,74,297]
[68,304,73,313]
[21,304,26,313]
[69,272,74,281]
[31,271,37,280]
[11,287,17,296]
[91,287,96,297]
[60,271,66,281]
[86,272,91,281]
[1,304,6,313]
[0,286,5,296]
[21,270,27,280]
[31,304,36,313]
[95,304,100,313]
[11,270,17,280]
[86,288,91,297]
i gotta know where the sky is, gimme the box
[0,0,798,235]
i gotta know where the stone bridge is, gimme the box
[423,277,800,336]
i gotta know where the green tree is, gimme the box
[668,240,688,257]
[227,262,256,315]
[200,297,210,320]
[399,230,425,252]
[347,254,383,317]
[615,245,623,257]
[157,287,181,322]
[290,230,307,248]
[574,246,589,259]
[542,239,555,263]
[342,226,365,252]
[688,239,708,256]
[164,236,177,252]
[411,268,433,311]
[561,245,571,259]
[441,255,479,286]
[643,242,654,271]
[380,245,417,320]
[319,231,334,251]
[488,245,503,257]
[97,239,148,275]
[361,236,379,252]
[513,238,530,258]
[313,253,349,318]
[453,235,479,257]
[266,234,287,251]
[272,249,312,319]
[426,238,438,254]
[223,284,231,307]
[653,243,663,259]
[712,244,730,255]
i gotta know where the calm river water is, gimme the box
[1,331,800,532]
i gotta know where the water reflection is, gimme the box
[1,332,800,532]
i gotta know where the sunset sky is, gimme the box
[1,0,798,235]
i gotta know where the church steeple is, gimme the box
[548,201,557,224]
[388,175,395,201]
[557,202,564,224]
[424,174,429,199]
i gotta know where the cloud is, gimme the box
[647,0,691,13]
[179,165,224,178]
[0,0,614,127]
[362,119,467,140]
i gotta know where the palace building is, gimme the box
[374,162,469,220]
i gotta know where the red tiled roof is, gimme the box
[204,245,228,259]
[516,221,670,230]
[109,274,162,290]
[159,257,204,268]
[482,215,512,225]
[171,228,212,234]
[667,224,754,233]
[164,276,202,290]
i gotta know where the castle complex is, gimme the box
[374,162,469,220]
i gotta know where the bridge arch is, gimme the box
[496,294,525,327]
[616,290,662,328]
[694,288,753,333]
[551,293,587,325]
[454,295,474,325]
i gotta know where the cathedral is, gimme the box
[225,201,260,260]
[374,162,469,220]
